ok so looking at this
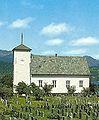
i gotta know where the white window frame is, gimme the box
[66,80,70,88]
[79,80,83,87]
[39,80,43,87]
[52,80,56,87]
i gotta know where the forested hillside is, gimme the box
[90,67,99,82]
[0,61,13,78]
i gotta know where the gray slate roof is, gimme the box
[31,55,90,75]
[12,44,31,51]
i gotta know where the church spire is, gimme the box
[21,33,24,44]
[12,33,31,51]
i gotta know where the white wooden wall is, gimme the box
[31,76,89,93]
[13,50,31,92]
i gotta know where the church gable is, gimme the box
[31,55,90,75]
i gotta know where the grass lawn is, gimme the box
[0,95,99,120]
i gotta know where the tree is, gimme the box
[81,87,90,97]
[30,82,37,95]
[16,81,31,100]
[30,82,37,88]
[24,86,31,96]
[0,85,12,99]
[33,86,44,100]
[94,85,99,96]
[67,86,76,95]
[89,83,96,94]
[0,74,13,88]
[16,81,27,95]
[0,84,3,97]
[30,82,44,100]
[0,75,13,99]
[43,83,53,95]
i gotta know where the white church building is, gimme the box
[13,35,90,93]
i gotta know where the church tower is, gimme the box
[13,34,31,92]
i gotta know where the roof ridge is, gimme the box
[32,54,84,58]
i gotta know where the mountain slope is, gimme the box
[83,56,99,67]
[0,50,12,63]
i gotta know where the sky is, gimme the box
[0,0,99,59]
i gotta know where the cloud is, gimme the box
[65,49,87,55]
[71,37,99,46]
[9,17,33,28]
[22,1,44,10]
[93,54,99,59]
[41,23,71,36]
[0,21,5,27]
[41,50,55,55]
[46,38,64,46]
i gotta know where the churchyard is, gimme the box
[0,95,99,120]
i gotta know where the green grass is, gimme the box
[0,95,99,120]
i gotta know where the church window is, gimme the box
[66,80,70,88]
[52,80,56,87]
[79,80,83,87]
[39,80,43,87]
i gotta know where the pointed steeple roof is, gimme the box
[13,44,31,51]
[12,33,31,51]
